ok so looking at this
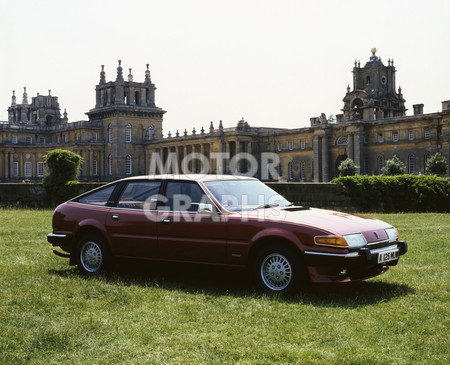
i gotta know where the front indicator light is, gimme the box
[314,233,367,248]
[314,236,348,247]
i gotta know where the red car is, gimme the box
[48,174,407,293]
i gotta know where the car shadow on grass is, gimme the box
[49,260,415,308]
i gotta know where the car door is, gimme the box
[106,180,161,258]
[157,180,228,264]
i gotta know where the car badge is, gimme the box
[374,231,379,239]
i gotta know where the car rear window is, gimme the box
[76,184,116,206]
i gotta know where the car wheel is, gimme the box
[76,234,110,275]
[253,244,303,294]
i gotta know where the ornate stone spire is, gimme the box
[145,64,152,85]
[128,68,133,82]
[116,60,124,83]
[11,90,16,106]
[209,121,214,133]
[99,65,106,85]
[22,87,28,104]
[62,108,68,122]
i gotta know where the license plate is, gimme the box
[378,249,399,263]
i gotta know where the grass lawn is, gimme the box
[0,209,448,364]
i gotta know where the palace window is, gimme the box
[424,152,431,173]
[408,155,415,174]
[424,128,430,139]
[12,135,18,144]
[378,133,383,143]
[37,162,44,177]
[393,131,399,142]
[288,142,293,151]
[24,162,32,177]
[13,162,19,177]
[108,155,112,175]
[92,133,98,142]
[39,137,46,144]
[300,161,305,180]
[277,143,281,151]
[92,160,98,176]
[26,136,33,144]
[64,135,68,143]
[409,130,414,141]
[300,140,305,150]
[125,124,132,143]
[288,162,293,180]
[108,124,112,143]
[377,156,384,175]
[126,155,132,175]
[57,135,61,144]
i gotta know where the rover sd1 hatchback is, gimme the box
[48,175,407,293]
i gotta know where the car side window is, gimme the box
[76,185,116,206]
[117,181,161,210]
[162,181,208,212]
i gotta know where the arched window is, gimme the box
[108,155,112,176]
[336,136,348,146]
[125,124,132,143]
[424,152,431,173]
[126,155,132,175]
[300,161,305,180]
[408,155,415,174]
[108,124,112,143]
[377,156,384,175]
[148,125,155,140]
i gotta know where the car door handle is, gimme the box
[112,215,119,220]
[161,219,171,224]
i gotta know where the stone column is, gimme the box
[192,145,197,173]
[208,143,213,173]
[225,141,230,173]
[200,144,205,173]
[348,134,354,161]
[235,140,240,173]
[354,132,363,175]
[182,146,188,174]
[32,152,36,178]
[313,136,321,182]
[322,136,329,182]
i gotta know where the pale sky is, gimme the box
[1,0,449,134]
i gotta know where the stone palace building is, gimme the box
[1,49,449,182]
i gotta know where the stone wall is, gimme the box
[0,182,356,211]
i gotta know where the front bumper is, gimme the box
[304,240,407,282]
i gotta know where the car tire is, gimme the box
[253,244,304,294]
[76,234,110,275]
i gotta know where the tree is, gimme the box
[382,155,406,176]
[426,153,448,176]
[338,158,357,177]
[43,149,82,204]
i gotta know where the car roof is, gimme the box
[118,174,258,183]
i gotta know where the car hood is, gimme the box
[232,207,392,243]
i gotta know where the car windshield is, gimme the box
[203,179,291,212]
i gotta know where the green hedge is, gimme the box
[332,175,450,212]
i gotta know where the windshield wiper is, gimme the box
[253,203,280,210]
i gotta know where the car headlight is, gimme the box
[314,233,367,249]
[385,227,399,242]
